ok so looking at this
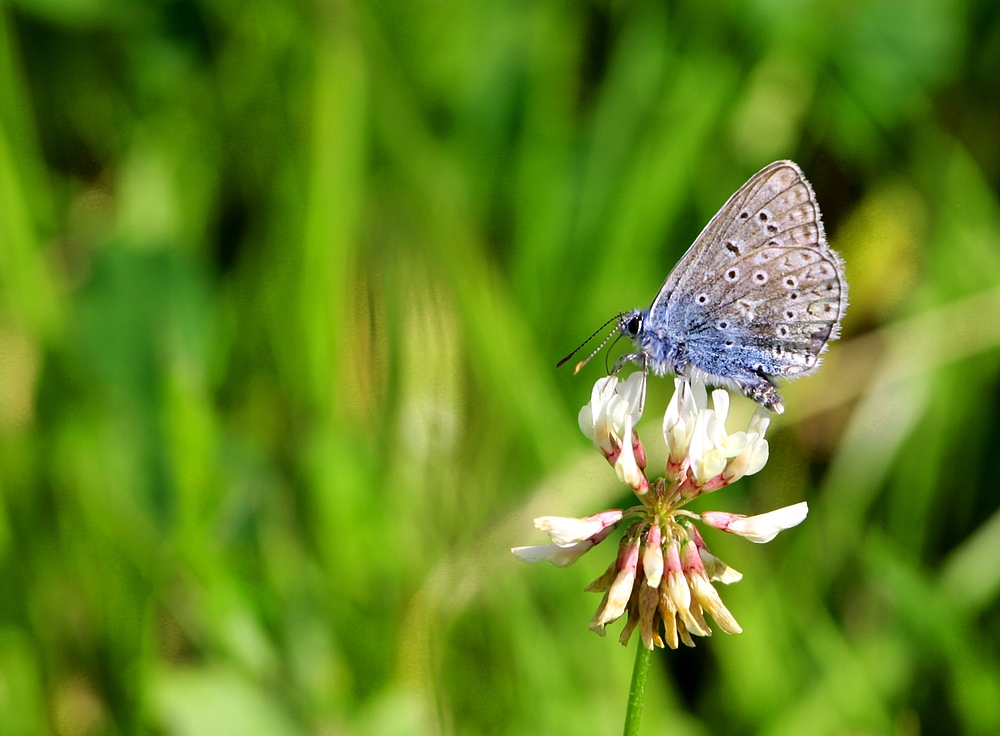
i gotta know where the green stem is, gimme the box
[622,640,652,736]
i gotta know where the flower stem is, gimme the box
[622,641,652,736]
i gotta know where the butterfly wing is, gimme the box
[648,161,847,405]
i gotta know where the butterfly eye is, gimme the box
[626,316,642,336]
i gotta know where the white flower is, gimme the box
[642,521,663,588]
[688,413,725,484]
[698,547,743,584]
[663,378,705,462]
[681,538,742,634]
[614,412,646,491]
[687,389,746,485]
[686,568,742,634]
[510,510,621,567]
[638,578,661,649]
[701,502,809,543]
[534,510,623,547]
[679,386,770,488]
[578,377,619,454]
[511,542,593,567]
[663,541,709,637]
[512,514,620,567]
[690,525,742,583]
[578,373,644,457]
[723,408,770,483]
[590,537,639,635]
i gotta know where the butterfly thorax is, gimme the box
[620,309,685,377]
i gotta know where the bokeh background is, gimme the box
[1,0,999,734]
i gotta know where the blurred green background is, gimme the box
[1,0,1000,734]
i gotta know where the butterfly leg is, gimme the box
[610,353,643,375]
[639,356,648,414]
[733,373,785,414]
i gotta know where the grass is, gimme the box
[1,0,1000,734]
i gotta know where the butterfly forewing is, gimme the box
[654,160,846,381]
[663,162,820,296]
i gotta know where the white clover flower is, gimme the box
[510,542,594,567]
[663,540,708,637]
[723,409,770,483]
[638,576,661,649]
[642,521,663,588]
[614,412,647,492]
[590,536,639,636]
[534,510,623,547]
[662,378,704,462]
[515,376,807,651]
[681,538,741,634]
[687,389,759,486]
[687,410,728,485]
[701,502,808,543]
[690,526,742,584]
[512,514,620,567]
[578,373,644,458]
[578,376,619,455]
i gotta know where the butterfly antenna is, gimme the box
[570,324,624,375]
[556,314,621,369]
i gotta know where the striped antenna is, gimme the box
[556,315,623,373]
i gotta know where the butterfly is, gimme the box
[562,161,847,414]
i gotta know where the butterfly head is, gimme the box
[620,310,645,339]
[616,306,680,378]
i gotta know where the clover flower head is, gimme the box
[514,374,807,649]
